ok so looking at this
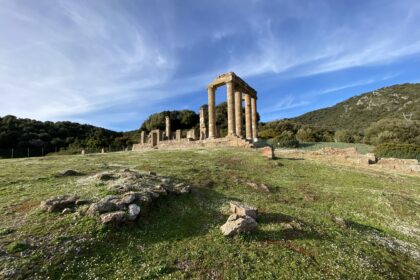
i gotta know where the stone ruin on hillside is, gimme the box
[133,72,260,150]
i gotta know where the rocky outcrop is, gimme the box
[221,201,258,236]
[41,169,192,226]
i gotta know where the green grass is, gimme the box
[0,148,419,279]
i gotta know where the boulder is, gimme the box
[128,204,141,221]
[40,195,78,212]
[220,214,258,236]
[86,196,120,216]
[229,201,258,220]
[100,211,127,225]
[121,193,137,204]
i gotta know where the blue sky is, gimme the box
[1,0,419,131]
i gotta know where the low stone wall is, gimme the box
[376,158,420,172]
[276,147,419,174]
[132,137,254,151]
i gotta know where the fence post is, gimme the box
[27,147,30,158]
[11,148,14,159]
[42,147,44,157]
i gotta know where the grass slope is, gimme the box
[291,83,420,131]
[0,148,419,279]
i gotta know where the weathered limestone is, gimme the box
[226,81,236,136]
[245,94,252,140]
[235,91,243,137]
[175,129,182,141]
[208,87,216,139]
[251,97,258,141]
[220,201,258,237]
[140,131,147,144]
[199,106,207,140]
[187,128,198,140]
[165,116,171,140]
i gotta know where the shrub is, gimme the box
[373,143,420,160]
[269,131,299,148]
[296,127,317,142]
[334,129,355,143]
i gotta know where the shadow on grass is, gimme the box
[250,211,327,243]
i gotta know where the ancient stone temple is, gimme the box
[132,72,259,151]
[207,72,258,141]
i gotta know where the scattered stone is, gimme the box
[229,201,258,220]
[245,182,270,192]
[128,204,141,221]
[44,169,192,226]
[100,211,127,225]
[220,214,258,236]
[40,195,78,212]
[333,216,347,228]
[61,208,72,215]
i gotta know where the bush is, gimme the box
[296,127,317,142]
[334,129,355,143]
[373,143,420,160]
[269,131,299,148]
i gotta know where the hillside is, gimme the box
[0,115,125,158]
[291,83,420,131]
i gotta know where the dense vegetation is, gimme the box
[374,143,420,161]
[0,115,127,158]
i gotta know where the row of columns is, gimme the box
[207,81,258,141]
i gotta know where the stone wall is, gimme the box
[133,137,254,151]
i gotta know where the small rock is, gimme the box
[229,201,258,220]
[61,208,72,215]
[280,223,293,230]
[148,171,157,176]
[179,185,191,194]
[40,195,78,212]
[128,204,141,221]
[333,217,347,228]
[220,215,258,236]
[121,193,137,204]
[86,198,119,216]
[100,211,127,225]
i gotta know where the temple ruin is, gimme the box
[133,72,260,151]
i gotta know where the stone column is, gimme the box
[226,81,236,136]
[251,97,258,141]
[199,106,207,140]
[208,87,216,138]
[244,93,252,140]
[165,116,171,140]
[234,91,242,137]
[140,131,147,144]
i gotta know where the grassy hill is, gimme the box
[1,148,419,279]
[291,83,420,131]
